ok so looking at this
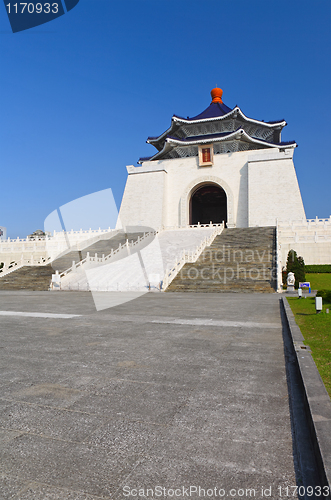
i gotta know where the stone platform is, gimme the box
[0,291,323,499]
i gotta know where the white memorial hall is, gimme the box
[0,88,330,295]
[119,87,305,230]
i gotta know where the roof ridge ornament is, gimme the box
[211,87,223,104]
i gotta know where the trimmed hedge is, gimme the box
[305,265,331,273]
[316,289,331,303]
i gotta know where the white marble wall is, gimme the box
[248,150,306,226]
[278,218,331,265]
[118,147,306,229]
[118,167,167,229]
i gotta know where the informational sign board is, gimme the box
[299,282,310,288]
[0,227,7,241]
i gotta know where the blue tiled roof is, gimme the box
[174,102,233,121]
[278,141,297,146]
[267,120,285,124]
[141,98,291,163]
[138,133,296,163]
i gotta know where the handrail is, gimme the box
[162,223,224,290]
[0,227,116,244]
[277,216,331,227]
[1,218,329,247]
[59,230,157,278]
[59,224,224,280]
[0,222,225,246]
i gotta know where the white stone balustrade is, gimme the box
[0,227,117,268]
[277,217,331,266]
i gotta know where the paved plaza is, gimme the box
[0,291,320,499]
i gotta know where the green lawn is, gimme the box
[305,273,331,290]
[287,296,331,397]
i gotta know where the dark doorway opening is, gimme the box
[190,184,227,225]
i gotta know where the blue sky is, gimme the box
[1,0,330,238]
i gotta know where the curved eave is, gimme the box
[147,121,178,147]
[172,106,287,128]
[138,141,173,163]
[147,106,287,147]
[140,130,296,163]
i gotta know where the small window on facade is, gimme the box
[198,144,213,166]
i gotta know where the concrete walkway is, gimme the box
[0,291,317,499]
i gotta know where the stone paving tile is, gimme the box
[79,378,150,398]
[86,418,165,455]
[0,434,139,498]
[0,291,96,315]
[0,472,28,500]
[2,383,86,409]
[14,482,111,500]
[100,293,282,323]
[0,363,89,389]
[172,393,291,438]
[68,391,183,424]
[134,425,294,471]
[112,361,217,387]
[0,292,315,499]
[0,429,25,444]
[0,401,103,442]
[196,362,288,397]
[116,455,296,499]
[0,399,14,412]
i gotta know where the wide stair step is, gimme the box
[166,227,276,293]
[0,265,54,291]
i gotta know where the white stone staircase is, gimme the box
[58,225,221,292]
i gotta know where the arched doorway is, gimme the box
[190,184,227,225]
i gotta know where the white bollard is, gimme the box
[315,296,322,314]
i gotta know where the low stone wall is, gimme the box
[282,297,331,493]
[278,217,331,265]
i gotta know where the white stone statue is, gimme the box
[287,272,295,286]
[287,272,295,291]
